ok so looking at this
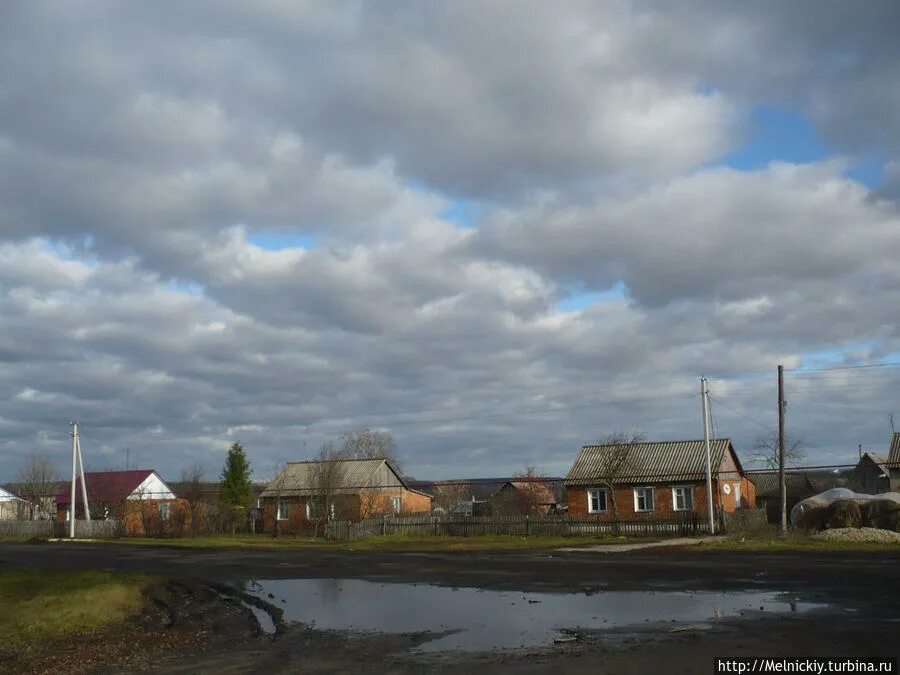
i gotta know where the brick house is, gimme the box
[260,458,432,534]
[565,439,756,520]
[55,469,189,535]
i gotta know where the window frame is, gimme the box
[633,486,654,513]
[276,500,289,521]
[159,502,171,522]
[391,496,402,514]
[671,485,694,512]
[586,488,608,514]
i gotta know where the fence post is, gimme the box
[525,515,530,537]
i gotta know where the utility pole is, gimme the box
[701,377,715,535]
[69,422,91,539]
[70,422,78,539]
[778,365,787,535]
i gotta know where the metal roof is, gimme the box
[565,439,737,485]
[260,458,403,497]
[890,433,900,465]
[746,471,813,498]
[55,470,158,505]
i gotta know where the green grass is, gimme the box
[0,568,151,656]
[107,533,635,552]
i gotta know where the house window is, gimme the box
[65,505,71,521]
[672,486,694,511]
[633,487,654,512]
[277,500,289,521]
[159,503,171,522]
[306,500,318,520]
[391,496,402,514]
[587,489,608,513]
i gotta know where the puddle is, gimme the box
[244,579,825,653]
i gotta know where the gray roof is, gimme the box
[865,453,890,473]
[747,471,812,498]
[565,439,737,485]
[890,433,900,465]
[260,458,404,497]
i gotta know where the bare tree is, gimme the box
[594,430,645,518]
[308,442,348,537]
[431,483,469,514]
[180,464,206,536]
[494,466,549,516]
[14,455,60,520]
[339,428,401,474]
[753,434,805,470]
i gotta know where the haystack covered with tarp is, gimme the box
[791,488,900,532]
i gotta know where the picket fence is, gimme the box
[0,519,124,538]
[325,511,718,541]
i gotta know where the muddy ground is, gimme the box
[1,542,898,673]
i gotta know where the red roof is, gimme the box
[55,470,155,505]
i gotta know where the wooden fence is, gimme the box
[0,520,124,538]
[325,511,719,541]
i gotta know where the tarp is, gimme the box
[790,488,900,526]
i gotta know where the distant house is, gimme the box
[491,481,558,515]
[0,486,29,521]
[848,453,893,494]
[260,458,433,534]
[748,471,817,524]
[408,477,566,515]
[849,436,900,494]
[2,481,63,520]
[54,469,185,535]
[565,439,756,519]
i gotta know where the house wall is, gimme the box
[56,498,190,536]
[848,459,892,494]
[262,487,432,535]
[567,476,755,520]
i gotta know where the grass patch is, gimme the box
[0,568,151,657]
[107,533,634,552]
[699,531,900,552]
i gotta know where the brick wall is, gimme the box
[568,476,755,520]
[263,487,433,534]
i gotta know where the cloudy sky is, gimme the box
[2,1,900,482]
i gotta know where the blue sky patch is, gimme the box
[558,281,628,312]
[248,231,319,251]
[721,104,884,188]
[440,198,485,230]
[796,340,879,370]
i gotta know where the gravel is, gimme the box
[813,527,900,543]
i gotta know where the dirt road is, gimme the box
[1,542,898,673]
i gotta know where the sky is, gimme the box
[2,1,900,482]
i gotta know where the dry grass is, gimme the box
[0,568,150,657]
[699,529,900,551]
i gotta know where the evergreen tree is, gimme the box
[220,442,252,509]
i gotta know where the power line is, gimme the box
[708,395,777,433]
[786,361,900,375]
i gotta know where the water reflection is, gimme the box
[245,579,823,653]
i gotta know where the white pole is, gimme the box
[701,378,716,534]
[76,427,91,522]
[70,422,77,539]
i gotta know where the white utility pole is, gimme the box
[701,377,716,534]
[70,422,77,538]
[69,422,90,539]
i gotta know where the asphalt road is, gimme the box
[2,542,899,602]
